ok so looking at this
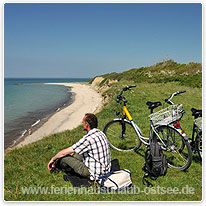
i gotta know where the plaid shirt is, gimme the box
[72,128,111,180]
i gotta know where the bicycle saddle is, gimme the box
[191,108,202,118]
[146,101,162,110]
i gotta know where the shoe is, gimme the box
[50,167,62,174]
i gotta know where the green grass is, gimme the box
[101,60,202,88]
[4,81,202,201]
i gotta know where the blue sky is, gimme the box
[4,3,202,78]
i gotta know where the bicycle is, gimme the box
[190,108,202,160]
[104,85,192,171]
[165,91,202,160]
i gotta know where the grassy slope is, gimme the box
[4,79,202,201]
[98,60,202,88]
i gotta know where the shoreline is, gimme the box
[10,82,103,150]
[4,85,74,151]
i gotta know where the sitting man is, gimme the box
[48,113,111,182]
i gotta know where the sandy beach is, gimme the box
[14,83,103,148]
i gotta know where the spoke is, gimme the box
[107,127,120,135]
[170,151,187,164]
[104,120,142,152]
[156,125,192,170]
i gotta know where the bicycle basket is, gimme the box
[194,117,202,131]
[149,104,184,126]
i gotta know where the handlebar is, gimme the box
[122,85,136,91]
[165,91,186,105]
[174,91,186,96]
[117,85,136,103]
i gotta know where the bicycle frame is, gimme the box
[192,122,197,142]
[190,123,199,152]
[121,104,169,147]
[123,106,132,121]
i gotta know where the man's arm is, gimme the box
[48,146,75,170]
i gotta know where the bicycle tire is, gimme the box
[196,131,202,160]
[154,125,192,171]
[103,119,142,152]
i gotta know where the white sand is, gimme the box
[15,83,102,148]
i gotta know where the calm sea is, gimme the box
[4,78,90,150]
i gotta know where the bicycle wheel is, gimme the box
[196,131,202,160]
[155,125,192,171]
[103,119,142,152]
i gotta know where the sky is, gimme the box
[4,3,202,78]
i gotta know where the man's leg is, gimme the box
[58,154,90,177]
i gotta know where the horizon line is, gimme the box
[4,77,93,79]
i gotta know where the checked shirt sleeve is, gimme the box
[72,135,90,155]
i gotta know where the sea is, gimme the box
[4,78,91,150]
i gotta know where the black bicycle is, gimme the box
[190,108,202,160]
[165,91,202,161]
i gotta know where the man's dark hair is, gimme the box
[85,113,98,129]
